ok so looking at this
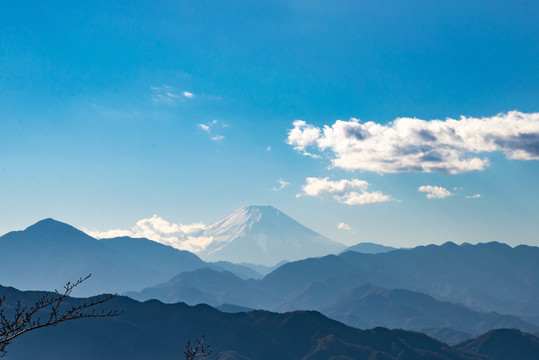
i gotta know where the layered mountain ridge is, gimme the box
[1,211,538,350]
[0,218,261,296]
[3,285,519,360]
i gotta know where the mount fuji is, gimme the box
[198,205,346,266]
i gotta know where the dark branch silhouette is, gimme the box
[185,335,213,360]
[0,274,120,358]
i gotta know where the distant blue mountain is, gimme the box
[100,236,261,280]
[0,219,158,296]
[125,268,277,308]
[0,219,261,296]
[264,241,539,321]
[199,205,346,265]
[342,242,396,254]
[128,240,539,343]
[321,284,538,344]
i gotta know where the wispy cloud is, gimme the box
[465,194,481,199]
[337,222,352,231]
[297,177,394,205]
[198,124,210,132]
[182,91,195,99]
[273,178,290,191]
[151,85,195,104]
[418,185,453,199]
[198,120,226,141]
[287,111,539,174]
[85,215,213,253]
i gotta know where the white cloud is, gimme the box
[418,185,453,199]
[151,85,194,103]
[199,120,226,141]
[286,111,539,174]
[166,92,182,100]
[273,178,290,191]
[297,177,393,205]
[198,124,210,132]
[85,215,213,253]
[465,194,481,199]
[337,222,352,231]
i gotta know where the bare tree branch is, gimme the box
[0,274,121,358]
[184,335,213,360]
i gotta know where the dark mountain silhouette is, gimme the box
[200,205,346,265]
[2,285,486,360]
[455,329,539,360]
[343,242,396,254]
[217,303,253,313]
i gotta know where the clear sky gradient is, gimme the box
[1,0,538,247]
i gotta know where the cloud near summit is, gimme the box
[86,215,212,253]
[287,111,539,174]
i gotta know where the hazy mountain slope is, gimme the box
[263,242,539,319]
[0,219,161,296]
[2,286,486,360]
[340,242,539,317]
[126,260,538,343]
[99,236,204,273]
[100,236,261,279]
[125,268,277,308]
[210,261,262,279]
[200,205,346,265]
[0,219,263,297]
[261,254,406,298]
[455,329,539,360]
[238,261,287,276]
[343,242,396,254]
[420,328,474,346]
[321,285,539,338]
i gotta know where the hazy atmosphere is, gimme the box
[1,2,539,360]
[2,1,538,249]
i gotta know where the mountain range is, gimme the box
[0,218,260,296]
[342,242,396,254]
[263,242,539,322]
[5,285,537,360]
[1,210,538,349]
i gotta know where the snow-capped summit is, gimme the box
[199,205,346,266]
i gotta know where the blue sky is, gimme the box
[1,0,538,247]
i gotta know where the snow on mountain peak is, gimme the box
[199,205,346,265]
[203,206,275,244]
